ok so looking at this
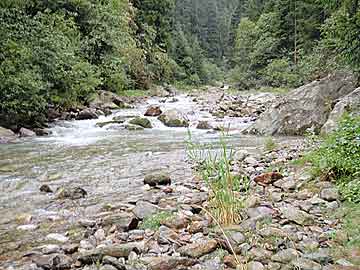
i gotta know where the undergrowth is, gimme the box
[139,212,173,230]
[186,131,249,226]
[305,116,360,203]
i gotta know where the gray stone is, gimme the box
[247,261,265,270]
[271,248,300,263]
[304,248,332,264]
[196,121,213,130]
[19,128,36,137]
[246,73,357,135]
[32,254,73,270]
[133,201,160,219]
[320,188,339,201]
[247,206,275,220]
[280,206,313,225]
[46,233,69,243]
[102,213,138,231]
[100,265,118,270]
[322,87,360,134]
[178,238,218,258]
[291,258,322,270]
[129,117,152,128]
[0,126,16,144]
[140,256,197,270]
[76,108,99,120]
[158,109,189,127]
[102,256,126,270]
[273,177,297,191]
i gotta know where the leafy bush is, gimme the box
[262,58,300,88]
[307,116,360,203]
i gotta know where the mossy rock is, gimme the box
[129,117,152,128]
[125,124,144,131]
[158,109,189,127]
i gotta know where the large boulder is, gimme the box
[0,127,17,144]
[19,127,36,137]
[321,87,360,134]
[129,117,152,128]
[158,109,189,127]
[245,73,357,135]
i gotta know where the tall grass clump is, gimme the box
[306,116,360,203]
[186,131,249,226]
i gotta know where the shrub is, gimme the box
[306,116,360,203]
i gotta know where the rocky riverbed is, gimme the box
[0,86,358,270]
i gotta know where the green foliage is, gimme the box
[139,212,174,230]
[264,137,278,152]
[306,116,360,203]
[186,131,248,225]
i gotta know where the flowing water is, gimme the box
[0,94,301,265]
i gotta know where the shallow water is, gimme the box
[0,94,301,264]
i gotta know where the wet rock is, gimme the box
[19,128,36,137]
[55,186,87,200]
[129,117,152,128]
[247,261,265,270]
[196,121,213,130]
[102,213,138,231]
[144,173,171,187]
[158,109,189,127]
[125,124,144,131]
[178,239,218,258]
[46,233,69,243]
[76,108,99,120]
[32,254,73,270]
[271,248,300,263]
[40,185,53,193]
[280,206,313,225]
[291,258,322,270]
[320,188,339,201]
[133,201,160,219]
[145,106,162,117]
[34,128,52,136]
[102,256,126,270]
[96,120,125,128]
[141,256,197,270]
[0,126,17,143]
[246,72,357,135]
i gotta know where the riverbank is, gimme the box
[0,81,359,269]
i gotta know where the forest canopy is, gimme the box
[0,0,359,128]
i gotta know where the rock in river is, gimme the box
[129,117,152,128]
[0,126,16,144]
[19,127,36,137]
[144,105,162,117]
[55,186,87,200]
[158,109,189,127]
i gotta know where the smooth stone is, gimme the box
[271,248,300,263]
[177,239,218,258]
[46,233,69,243]
[320,188,339,201]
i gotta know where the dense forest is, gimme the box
[0,0,359,128]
